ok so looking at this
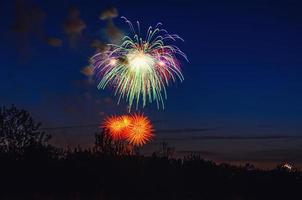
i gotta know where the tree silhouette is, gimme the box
[0,105,51,154]
[160,141,175,158]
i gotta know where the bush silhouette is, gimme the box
[0,105,51,156]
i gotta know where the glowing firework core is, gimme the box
[109,59,117,66]
[158,60,165,66]
[127,50,155,73]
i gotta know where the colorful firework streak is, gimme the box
[92,17,187,110]
[102,113,154,146]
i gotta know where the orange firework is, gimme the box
[103,115,131,140]
[126,114,154,146]
[119,115,132,132]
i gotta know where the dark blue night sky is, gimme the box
[1,0,302,168]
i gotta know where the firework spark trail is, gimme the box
[92,17,187,110]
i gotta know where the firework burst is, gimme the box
[103,115,131,140]
[92,17,187,110]
[102,113,154,146]
[126,113,153,146]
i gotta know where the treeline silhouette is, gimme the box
[0,105,301,200]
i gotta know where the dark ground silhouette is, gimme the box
[0,105,301,200]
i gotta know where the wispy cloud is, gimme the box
[156,134,302,141]
[63,7,86,48]
[177,150,218,156]
[156,128,213,134]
